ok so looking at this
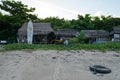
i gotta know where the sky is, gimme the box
[2,0,120,20]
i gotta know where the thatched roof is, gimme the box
[55,29,79,37]
[18,22,54,35]
[81,30,109,38]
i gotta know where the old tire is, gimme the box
[89,65,111,74]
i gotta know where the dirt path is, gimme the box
[0,50,120,80]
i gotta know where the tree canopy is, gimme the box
[0,0,38,42]
[0,0,120,43]
[0,0,37,21]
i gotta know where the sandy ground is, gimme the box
[0,50,120,80]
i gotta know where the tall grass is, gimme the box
[3,42,120,51]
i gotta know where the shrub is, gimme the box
[69,37,78,43]
[77,32,85,43]
[2,42,120,51]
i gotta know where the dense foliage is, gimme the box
[0,0,38,42]
[0,0,120,42]
[0,0,37,21]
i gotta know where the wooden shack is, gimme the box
[81,30,109,43]
[110,26,120,41]
[18,22,55,44]
[55,29,79,40]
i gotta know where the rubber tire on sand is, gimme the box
[89,65,111,74]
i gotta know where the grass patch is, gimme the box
[2,42,120,51]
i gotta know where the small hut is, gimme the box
[18,22,55,44]
[110,26,120,41]
[81,30,109,43]
[55,29,79,40]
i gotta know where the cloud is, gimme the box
[94,11,120,18]
[94,11,104,17]
[33,1,82,19]
[112,14,120,18]
[16,0,83,20]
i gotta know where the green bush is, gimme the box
[77,32,85,43]
[2,42,120,51]
[69,37,78,43]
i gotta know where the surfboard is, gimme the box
[27,20,33,44]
